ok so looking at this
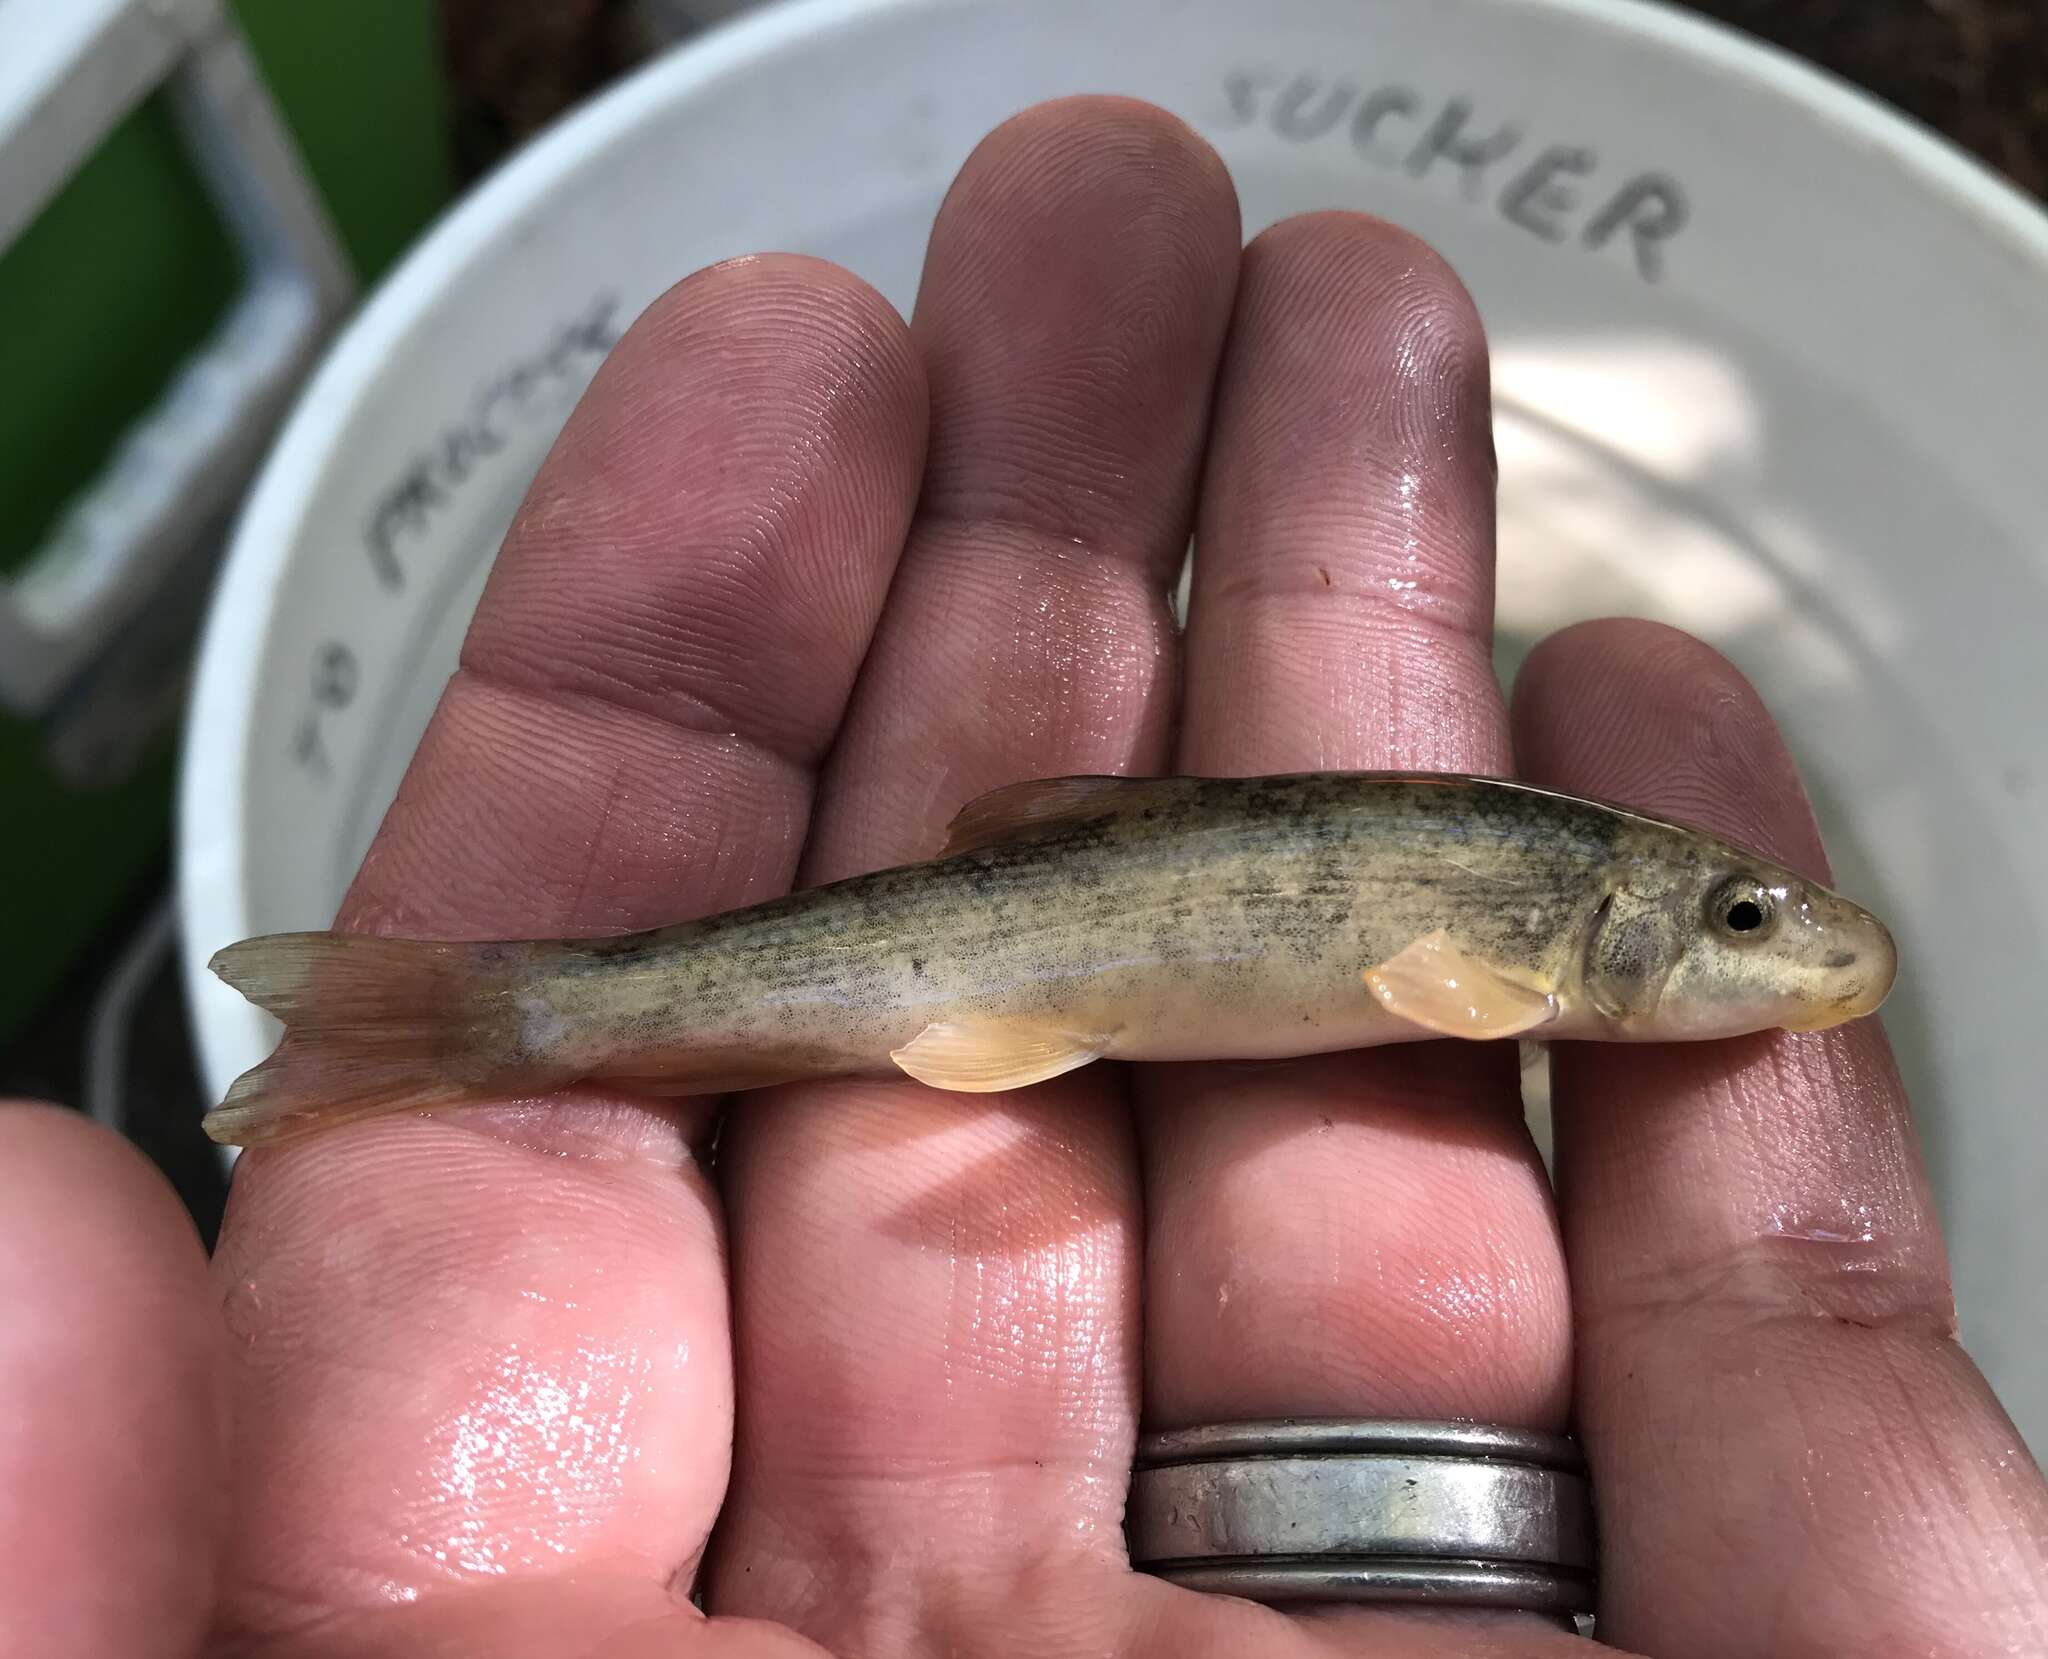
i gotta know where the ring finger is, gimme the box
[1136,213,1571,1457]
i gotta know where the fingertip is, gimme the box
[0,1103,222,1658]
[917,99,1243,478]
[965,94,1240,220]
[525,250,929,549]
[639,251,926,403]
[0,1091,64,1121]
[1512,617,1831,881]
[653,249,916,337]
[0,1098,210,1259]
[0,1101,219,1397]
[1246,208,1488,338]
[937,92,1242,279]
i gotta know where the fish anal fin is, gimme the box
[1364,930,1558,1040]
[890,1019,1106,1093]
[939,776,1145,856]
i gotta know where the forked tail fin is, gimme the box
[203,933,566,1148]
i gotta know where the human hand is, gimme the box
[6,97,2045,1659]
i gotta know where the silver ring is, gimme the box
[1128,1418,1595,1614]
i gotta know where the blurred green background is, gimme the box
[0,0,453,1052]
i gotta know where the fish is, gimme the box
[201,772,1897,1147]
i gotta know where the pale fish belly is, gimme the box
[981,949,1428,1065]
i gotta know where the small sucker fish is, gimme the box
[202,772,1897,1147]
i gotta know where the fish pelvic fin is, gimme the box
[203,933,569,1148]
[889,1018,1106,1093]
[1364,930,1560,1040]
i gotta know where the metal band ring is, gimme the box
[1150,1558,1591,1614]
[1129,1418,1596,1614]
[1138,1418,1586,1469]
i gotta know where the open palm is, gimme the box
[9,97,2045,1659]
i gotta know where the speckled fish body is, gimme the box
[202,773,1896,1147]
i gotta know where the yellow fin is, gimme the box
[939,776,1143,856]
[1363,930,1559,1040]
[889,1019,1106,1092]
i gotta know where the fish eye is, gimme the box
[1708,876,1777,941]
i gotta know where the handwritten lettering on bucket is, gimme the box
[1223,70,1689,282]
[284,72,1691,782]
[285,296,621,784]
[364,296,623,591]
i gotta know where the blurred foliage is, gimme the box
[1692,0,2043,198]
[440,0,656,179]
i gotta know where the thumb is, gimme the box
[0,1102,224,1658]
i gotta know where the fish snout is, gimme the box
[1837,907,1898,1020]
[1791,899,1897,1029]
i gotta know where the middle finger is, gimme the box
[708,99,1241,1649]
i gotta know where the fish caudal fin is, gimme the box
[204,933,562,1148]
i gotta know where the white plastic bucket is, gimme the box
[181,0,2048,1445]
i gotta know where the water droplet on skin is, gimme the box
[221,1278,264,1346]
[395,1333,668,1581]
[1759,1201,1897,1271]
[1761,1202,1880,1247]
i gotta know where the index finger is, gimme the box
[1514,619,2048,1656]
[208,256,927,1645]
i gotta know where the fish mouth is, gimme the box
[1782,1006,1853,1034]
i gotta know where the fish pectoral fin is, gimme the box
[889,1019,1107,1093]
[1363,930,1560,1040]
[938,776,1147,856]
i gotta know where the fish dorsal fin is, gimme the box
[939,776,1145,856]
[1364,930,1559,1040]
[890,1019,1107,1093]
